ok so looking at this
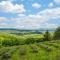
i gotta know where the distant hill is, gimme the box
[0,28,56,34]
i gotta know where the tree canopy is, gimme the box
[54,27,60,40]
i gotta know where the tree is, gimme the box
[44,30,51,41]
[53,27,60,40]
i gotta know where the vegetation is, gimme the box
[54,27,60,40]
[0,27,60,60]
[44,30,52,41]
[0,41,60,60]
[0,33,44,46]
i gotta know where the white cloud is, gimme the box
[0,12,59,29]
[0,7,60,29]
[16,8,60,29]
[32,3,41,9]
[0,1,26,13]
[42,23,58,28]
[0,15,48,29]
[11,15,46,29]
[0,17,7,22]
[18,14,26,17]
[48,3,54,8]
[38,8,60,19]
[54,0,60,4]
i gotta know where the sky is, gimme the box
[0,0,60,29]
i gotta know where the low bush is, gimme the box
[25,37,35,44]
[19,47,27,55]
[2,53,11,59]
[30,45,38,53]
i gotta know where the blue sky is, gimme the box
[0,0,60,29]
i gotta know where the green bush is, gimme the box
[30,45,38,53]
[19,47,27,55]
[2,53,11,60]
[25,37,35,44]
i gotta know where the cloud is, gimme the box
[41,23,58,28]
[48,3,54,8]
[54,0,60,4]
[32,3,41,9]
[0,0,14,2]
[0,7,60,29]
[0,13,59,29]
[0,17,7,22]
[11,15,47,29]
[38,8,60,19]
[18,14,26,17]
[0,1,26,13]
[16,8,60,29]
[0,15,48,29]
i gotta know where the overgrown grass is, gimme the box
[0,40,60,60]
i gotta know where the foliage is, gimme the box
[30,45,38,53]
[53,27,60,40]
[0,40,60,60]
[25,37,35,44]
[44,30,52,41]
[19,47,27,55]
[0,31,60,60]
[0,33,44,46]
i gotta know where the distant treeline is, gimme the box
[0,28,55,35]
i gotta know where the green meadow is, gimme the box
[0,27,60,60]
[0,32,59,60]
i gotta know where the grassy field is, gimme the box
[0,40,60,60]
[0,33,44,46]
[0,33,60,60]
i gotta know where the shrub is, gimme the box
[35,38,44,42]
[25,37,35,44]
[30,45,38,53]
[19,47,27,55]
[2,53,11,60]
